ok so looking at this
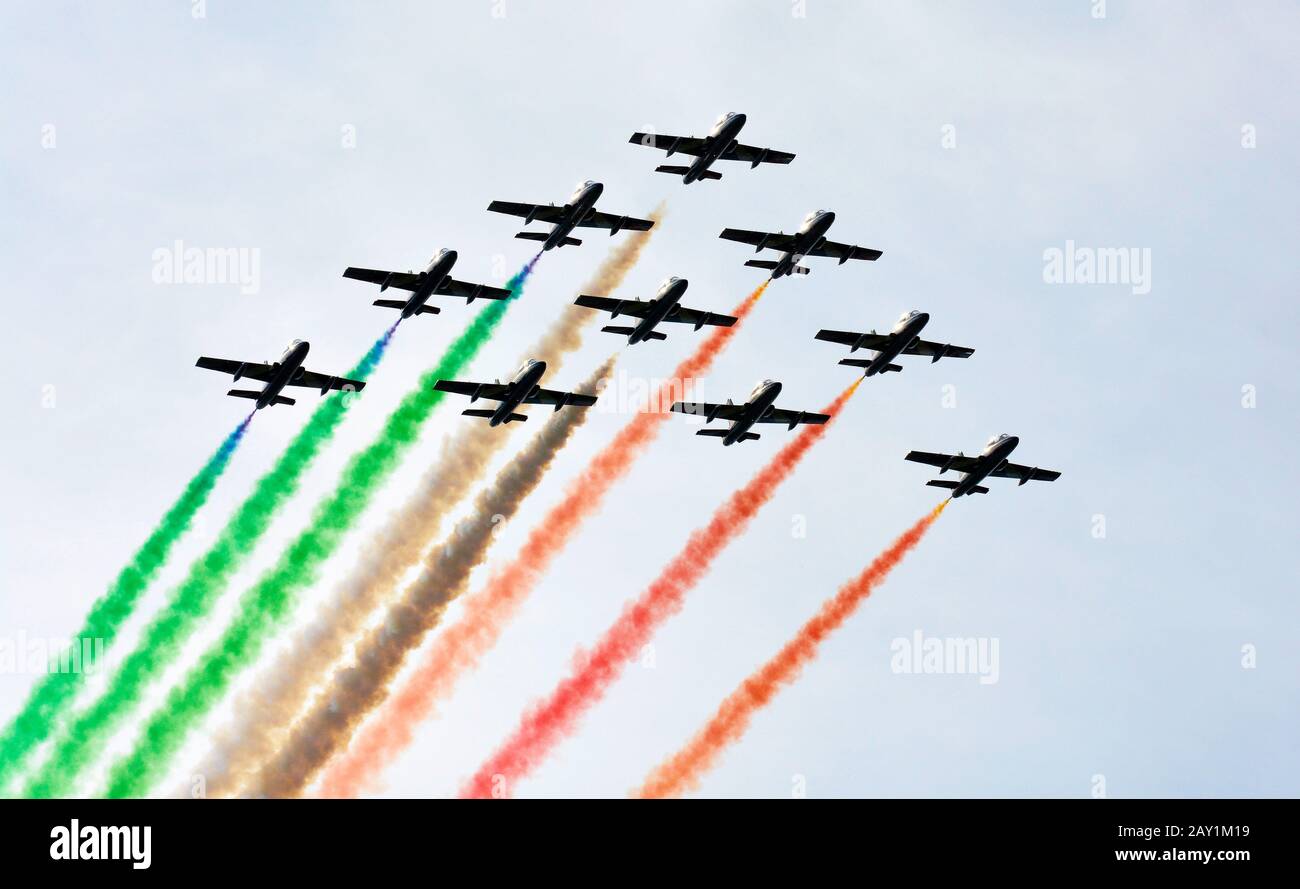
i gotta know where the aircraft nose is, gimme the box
[733,112,747,126]
[1007,436,1020,448]
[821,210,836,225]
[444,249,458,263]
[588,181,604,196]
[917,312,930,324]
[532,359,547,373]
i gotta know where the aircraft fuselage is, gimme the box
[772,210,836,278]
[629,277,689,344]
[684,113,747,184]
[487,359,548,426]
[722,381,782,446]
[862,312,930,376]
[544,182,604,250]
[256,340,310,410]
[398,249,458,317]
[952,435,1020,497]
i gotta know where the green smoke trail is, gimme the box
[23,324,397,797]
[0,415,253,792]
[104,263,535,797]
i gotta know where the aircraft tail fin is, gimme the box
[372,299,407,311]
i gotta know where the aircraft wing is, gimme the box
[195,357,277,382]
[574,210,655,232]
[523,387,598,408]
[905,450,982,473]
[670,401,747,422]
[903,339,975,360]
[286,369,367,393]
[573,295,654,318]
[438,277,513,301]
[664,305,737,329]
[988,462,1061,483]
[756,407,830,427]
[343,267,423,292]
[628,132,709,156]
[486,201,569,224]
[806,239,884,263]
[720,142,796,167]
[433,380,513,401]
[719,228,800,253]
[815,329,893,351]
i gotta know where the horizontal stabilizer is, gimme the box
[738,432,761,441]
[514,232,548,242]
[461,409,496,419]
[926,479,960,489]
[642,330,667,341]
[696,169,722,180]
[502,412,527,423]
[744,260,779,270]
[271,395,296,406]
[881,363,903,373]
[226,389,261,401]
[558,236,581,247]
[654,165,691,175]
[373,299,408,311]
[695,429,729,437]
[838,358,872,368]
[416,305,440,316]
[600,325,637,336]
[968,485,989,494]
[791,265,811,275]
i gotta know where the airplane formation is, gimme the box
[195,111,1060,499]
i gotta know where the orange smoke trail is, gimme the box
[317,282,768,798]
[635,500,948,799]
[458,379,860,799]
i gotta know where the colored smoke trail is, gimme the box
[459,379,859,798]
[23,324,397,798]
[195,221,659,797]
[100,260,538,798]
[319,281,768,798]
[636,501,948,799]
[249,357,617,798]
[0,414,253,791]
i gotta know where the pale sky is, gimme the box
[2,1,1297,797]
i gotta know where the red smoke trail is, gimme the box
[458,379,860,799]
[635,500,948,798]
[317,283,768,798]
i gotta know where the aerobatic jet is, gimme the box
[719,210,882,278]
[574,276,736,345]
[342,248,512,319]
[196,340,365,409]
[628,112,795,184]
[669,380,829,446]
[487,181,655,251]
[433,359,598,427]
[905,434,1061,497]
[816,311,974,377]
